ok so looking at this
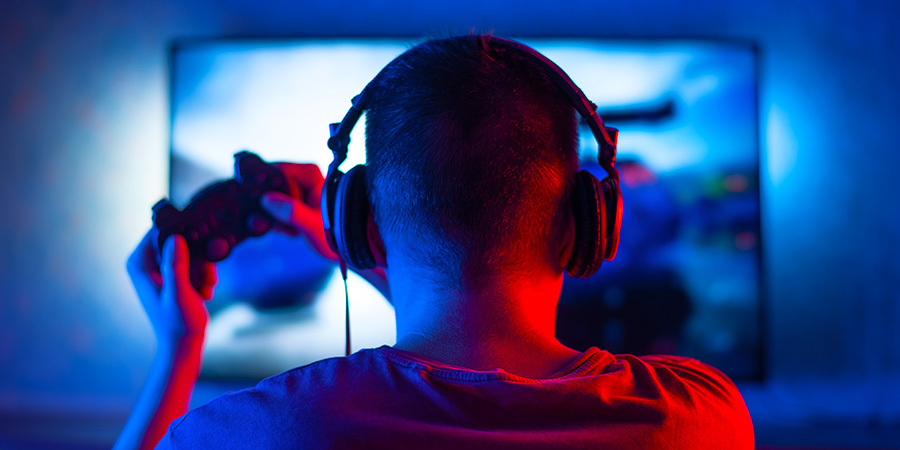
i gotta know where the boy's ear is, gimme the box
[367,212,387,268]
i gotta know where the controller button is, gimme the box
[214,208,236,225]
[246,213,271,236]
[185,229,200,242]
[206,237,231,262]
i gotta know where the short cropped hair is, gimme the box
[365,35,579,287]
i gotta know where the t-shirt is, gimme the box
[157,346,754,449]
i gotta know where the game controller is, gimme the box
[152,151,297,266]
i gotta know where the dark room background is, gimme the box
[1,0,898,448]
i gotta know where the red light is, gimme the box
[734,231,757,250]
[723,174,748,193]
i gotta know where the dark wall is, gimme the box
[1,0,898,441]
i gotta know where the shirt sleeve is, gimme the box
[153,414,187,449]
[641,355,755,449]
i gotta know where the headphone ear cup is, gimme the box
[600,177,623,261]
[333,165,376,270]
[566,170,607,278]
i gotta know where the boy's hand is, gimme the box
[261,163,338,262]
[126,231,216,346]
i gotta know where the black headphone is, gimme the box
[321,36,622,279]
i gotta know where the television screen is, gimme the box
[170,38,761,380]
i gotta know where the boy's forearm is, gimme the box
[115,337,204,450]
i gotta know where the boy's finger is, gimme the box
[161,234,191,289]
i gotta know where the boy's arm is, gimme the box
[115,233,214,450]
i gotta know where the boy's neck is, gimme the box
[389,261,581,379]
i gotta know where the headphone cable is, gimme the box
[339,260,351,356]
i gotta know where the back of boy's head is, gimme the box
[365,35,579,288]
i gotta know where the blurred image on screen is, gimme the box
[170,38,761,380]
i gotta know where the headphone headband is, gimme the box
[325,36,619,180]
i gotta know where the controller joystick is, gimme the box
[152,151,297,270]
